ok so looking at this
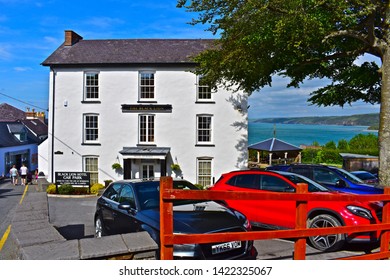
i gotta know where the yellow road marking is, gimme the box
[0,184,29,252]
[0,225,11,251]
[19,184,28,204]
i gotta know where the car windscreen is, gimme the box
[334,168,364,184]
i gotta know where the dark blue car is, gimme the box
[265,164,384,194]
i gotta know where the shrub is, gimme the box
[46,184,57,194]
[90,183,105,195]
[58,184,75,195]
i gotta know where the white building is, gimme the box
[41,30,248,187]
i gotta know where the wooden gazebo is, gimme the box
[249,137,302,166]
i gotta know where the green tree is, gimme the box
[348,133,379,154]
[178,0,390,186]
[337,139,349,151]
[324,140,337,150]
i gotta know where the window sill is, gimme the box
[138,100,158,103]
[81,101,101,104]
[195,144,215,147]
[81,143,101,146]
[195,101,215,104]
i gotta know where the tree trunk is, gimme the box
[379,46,390,188]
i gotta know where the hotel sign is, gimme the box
[121,104,172,113]
[55,172,90,186]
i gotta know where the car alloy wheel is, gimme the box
[95,216,106,238]
[307,214,345,252]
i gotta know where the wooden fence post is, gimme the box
[380,187,390,258]
[159,176,174,260]
[294,183,308,260]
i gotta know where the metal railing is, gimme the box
[159,176,390,260]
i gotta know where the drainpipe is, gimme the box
[50,67,56,183]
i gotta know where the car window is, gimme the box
[226,174,259,189]
[118,185,136,208]
[102,183,122,202]
[290,166,312,179]
[260,175,291,192]
[313,168,339,184]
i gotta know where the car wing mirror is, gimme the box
[119,201,137,214]
[284,187,296,193]
[335,180,347,188]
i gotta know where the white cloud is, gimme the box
[248,76,379,119]
[84,17,125,29]
[14,66,32,72]
[0,45,11,60]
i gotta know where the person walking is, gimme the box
[20,163,28,186]
[9,165,18,185]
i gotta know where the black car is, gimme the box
[94,178,257,260]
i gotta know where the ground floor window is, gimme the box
[84,156,99,185]
[197,158,213,188]
[142,164,154,179]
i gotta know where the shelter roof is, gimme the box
[249,138,302,152]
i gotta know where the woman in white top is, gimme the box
[20,163,28,186]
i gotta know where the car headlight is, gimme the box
[347,205,373,220]
[243,218,251,230]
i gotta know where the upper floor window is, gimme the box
[85,72,99,100]
[139,114,155,144]
[83,114,99,143]
[196,114,213,144]
[197,75,212,101]
[139,72,155,101]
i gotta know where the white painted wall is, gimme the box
[45,66,248,185]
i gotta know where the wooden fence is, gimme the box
[159,176,390,260]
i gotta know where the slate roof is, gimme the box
[0,121,41,148]
[22,119,48,138]
[42,38,216,66]
[0,103,25,121]
[249,138,302,152]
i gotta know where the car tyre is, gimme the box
[307,214,345,252]
[95,216,106,238]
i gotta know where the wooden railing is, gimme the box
[159,176,390,260]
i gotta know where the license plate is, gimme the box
[211,241,242,255]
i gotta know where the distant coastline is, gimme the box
[250,113,379,130]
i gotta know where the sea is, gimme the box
[248,121,378,147]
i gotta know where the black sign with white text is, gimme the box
[55,172,90,186]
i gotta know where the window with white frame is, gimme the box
[142,164,155,179]
[139,72,155,101]
[83,114,99,143]
[139,114,155,144]
[197,75,212,101]
[84,156,99,185]
[84,72,99,100]
[197,158,212,187]
[196,114,213,144]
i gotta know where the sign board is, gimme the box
[55,172,90,186]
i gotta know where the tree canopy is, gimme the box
[178,0,390,186]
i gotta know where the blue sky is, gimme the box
[0,0,380,119]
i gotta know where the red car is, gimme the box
[211,170,382,252]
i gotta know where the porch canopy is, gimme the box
[119,146,170,159]
[249,138,302,166]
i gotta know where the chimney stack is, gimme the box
[64,30,83,46]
